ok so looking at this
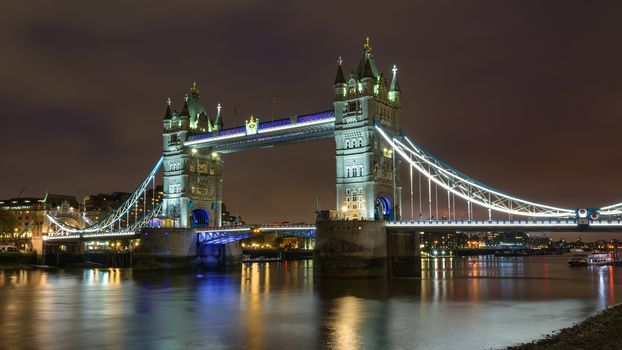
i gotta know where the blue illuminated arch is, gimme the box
[192,209,209,226]
[377,196,391,216]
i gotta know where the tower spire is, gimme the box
[215,103,223,131]
[190,81,200,95]
[388,65,401,103]
[356,36,379,79]
[363,36,372,54]
[164,97,173,120]
[390,65,400,92]
[181,94,190,116]
[334,56,346,85]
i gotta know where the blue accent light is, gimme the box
[378,196,391,215]
[258,118,291,130]
[185,111,334,142]
[192,209,210,226]
[297,111,334,123]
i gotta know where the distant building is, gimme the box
[83,192,130,223]
[0,194,80,235]
[220,203,244,226]
[0,193,80,251]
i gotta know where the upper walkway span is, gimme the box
[184,111,335,153]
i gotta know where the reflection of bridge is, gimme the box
[39,38,622,262]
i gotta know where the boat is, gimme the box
[568,252,612,266]
[586,253,612,265]
[568,253,588,266]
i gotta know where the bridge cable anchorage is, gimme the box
[46,157,164,234]
[374,125,576,218]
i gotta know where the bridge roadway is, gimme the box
[386,219,622,232]
[43,224,318,243]
[43,219,622,243]
[196,224,316,244]
[184,111,335,154]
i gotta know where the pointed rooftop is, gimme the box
[334,56,346,85]
[215,103,223,130]
[355,37,380,79]
[361,58,375,79]
[181,95,190,116]
[190,81,200,95]
[390,65,401,92]
[164,98,173,120]
[185,82,208,129]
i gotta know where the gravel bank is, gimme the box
[508,304,622,350]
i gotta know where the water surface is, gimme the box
[0,256,619,349]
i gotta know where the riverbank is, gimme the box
[0,252,36,269]
[508,303,622,349]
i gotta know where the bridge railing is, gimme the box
[386,219,580,226]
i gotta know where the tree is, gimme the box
[0,209,18,235]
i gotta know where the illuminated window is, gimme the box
[345,187,364,209]
[345,165,364,178]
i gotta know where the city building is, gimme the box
[0,194,80,250]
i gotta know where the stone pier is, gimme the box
[387,230,421,277]
[314,220,421,278]
[135,228,241,269]
[42,241,85,266]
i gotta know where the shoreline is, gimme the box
[507,303,622,349]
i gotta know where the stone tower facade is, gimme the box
[162,83,224,228]
[333,38,402,221]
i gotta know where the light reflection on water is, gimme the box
[0,256,619,349]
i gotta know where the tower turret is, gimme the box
[185,82,209,131]
[355,37,380,79]
[181,95,190,117]
[333,57,347,100]
[215,103,223,131]
[388,65,401,103]
[164,98,172,120]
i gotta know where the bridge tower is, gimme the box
[162,83,224,228]
[333,38,402,221]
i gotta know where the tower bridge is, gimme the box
[40,38,622,273]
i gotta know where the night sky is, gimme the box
[2,1,622,238]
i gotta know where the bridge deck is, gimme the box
[44,219,622,243]
[197,224,316,244]
[387,219,622,232]
[185,111,335,153]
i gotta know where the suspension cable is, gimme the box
[435,183,439,220]
[375,125,575,218]
[418,169,422,219]
[410,158,414,220]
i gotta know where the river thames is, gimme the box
[0,256,619,349]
